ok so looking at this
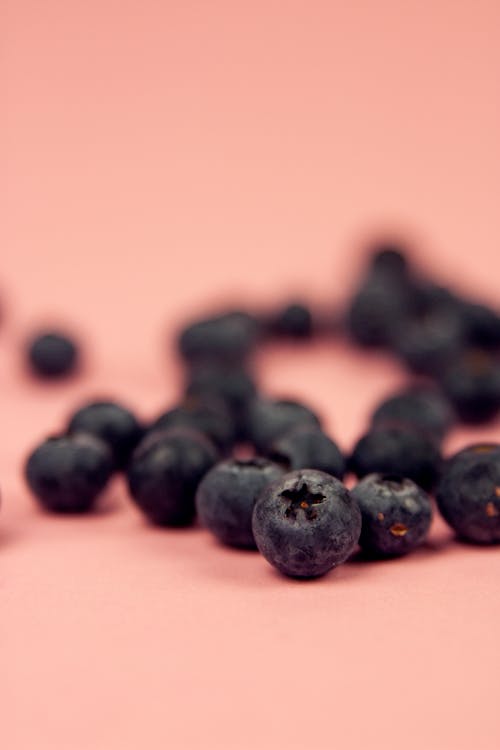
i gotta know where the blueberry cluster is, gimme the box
[23,244,500,578]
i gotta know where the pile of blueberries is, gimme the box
[24,245,500,578]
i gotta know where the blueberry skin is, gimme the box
[349,426,441,491]
[25,433,113,513]
[459,301,500,349]
[127,428,218,526]
[67,400,144,470]
[351,474,432,557]
[436,443,500,544]
[369,243,409,276]
[27,331,79,378]
[346,272,414,348]
[266,302,313,339]
[184,365,257,429]
[267,427,345,479]
[370,385,455,442]
[439,353,500,424]
[196,458,285,549]
[390,307,466,376]
[150,396,236,453]
[252,469,361,579]
[178,310,260,366]
[246,398,321,454]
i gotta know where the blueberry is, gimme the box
[351,474,432,557]
[252,469,361,578]
[127,428,218,526]
[390,306,466,376]
[265,302,313,339]
[149,396,236,453]
[369,243,409,276]
[436,443,500,544]
[25,433,113,513]
[349,425,441,491]
[246,398,321,454]
[184,364,257,430]
[67,400,144,470]
[370,385,455,442]
[439,351,500,424]
[177,310,260,366]
[445,442,500,467]
[459,301,500,350]
[196,458,285,549]
[267,427,345,479]
[346,273,414,348]
[27,331,79,378]
[410,281,458,315]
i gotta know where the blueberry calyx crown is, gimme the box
[280,481,325,521]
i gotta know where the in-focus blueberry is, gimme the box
[252,469,361,578]
[25,433,113,513]
[196,458,285,549]
[351,473,432,557]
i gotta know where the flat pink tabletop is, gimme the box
[3,2,500,749]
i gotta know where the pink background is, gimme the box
[3,1,500,748]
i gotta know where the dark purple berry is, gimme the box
[390,307,466,376]
[351,474,432,557]
[349,425,441,491]
[410,281,458,315]
[150,396,236,453]
[25,433,113,513]
[459,301,500,350]
[436,443,500,544]
[246,398,321,454]
[127,428,218,527]
[184,364,257,429]
[67,400,144,470]
[196,458,285,549]
[267,427,345,479]
[177,310,260,366]
[369,243,409,276]
[252,469,361,578]
[439,351,500,424]
[370,385,455,442]
[27,331,79,379]
[346,273,414,348]
[266,302,313,339]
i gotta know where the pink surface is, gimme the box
[3,1,500,748]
